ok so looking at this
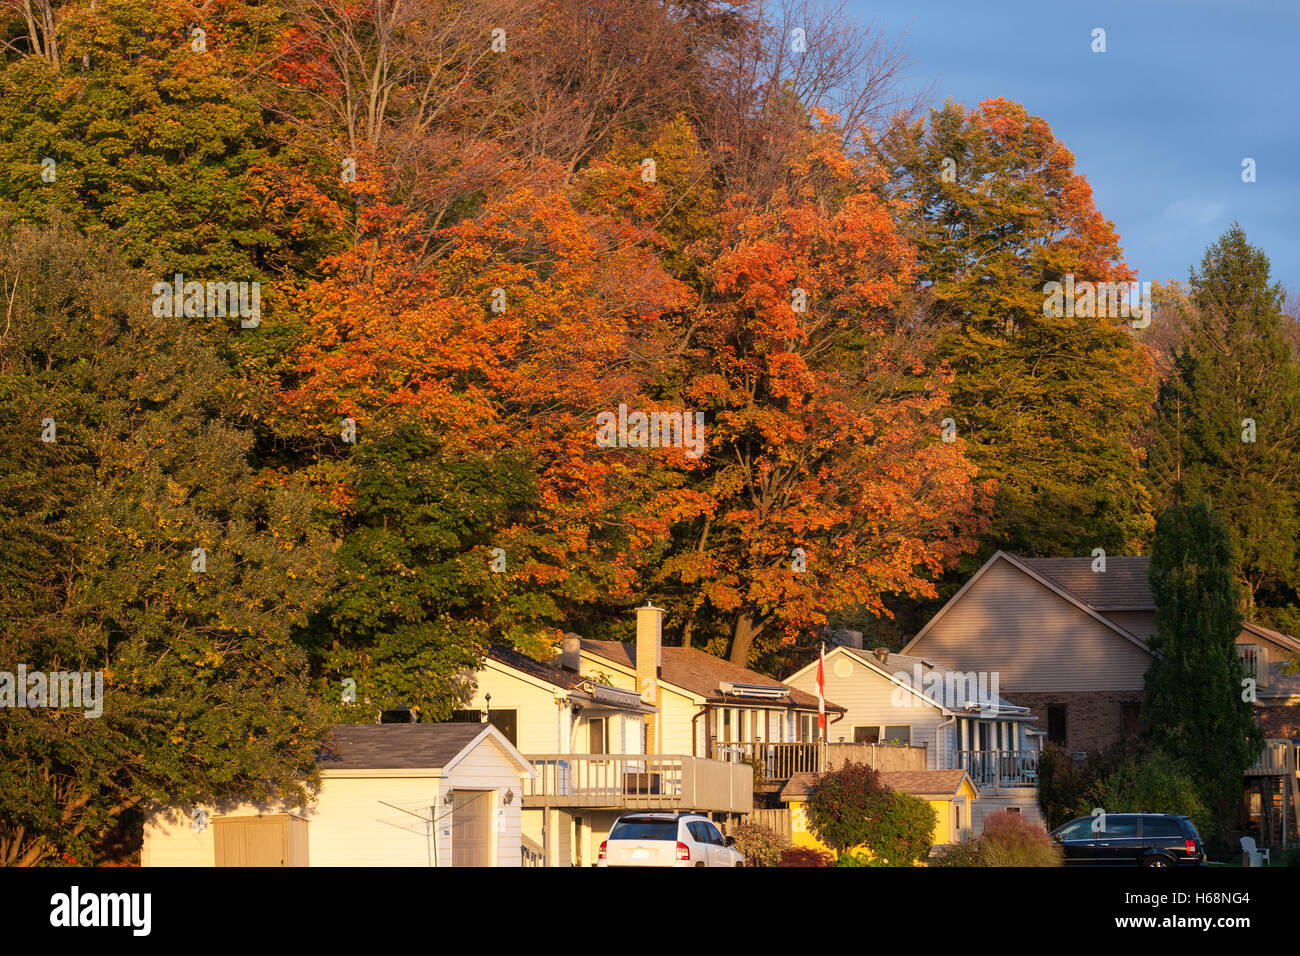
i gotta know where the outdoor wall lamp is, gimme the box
[503,789,514,806]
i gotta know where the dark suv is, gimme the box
[1051,813,1206,867]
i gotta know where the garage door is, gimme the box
[451,791,491,867]
[213,815,308,866]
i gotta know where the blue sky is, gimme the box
[850,0,1299,290]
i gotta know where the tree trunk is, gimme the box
[729,612,758,665]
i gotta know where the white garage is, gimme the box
[142,723,535,867]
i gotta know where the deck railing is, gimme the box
[955,749,1039,788]
[522,752,751,813]
[709,741,823,784]
[1247,739,1297,776]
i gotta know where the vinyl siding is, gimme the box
[908,558,1152,693]
[786,649,947,769]
[142,736,529,867]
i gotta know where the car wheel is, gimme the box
[1143,855,1172,868]
[735,861,745,867]
[695,861,706,867]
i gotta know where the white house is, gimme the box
[142,723,535,867]
[785,644,1043,826]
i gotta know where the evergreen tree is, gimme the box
[1148,225,1300,628]
[1143,502,1261,831]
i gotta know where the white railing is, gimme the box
[955,750,1039,788]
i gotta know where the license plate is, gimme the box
[631,848,650,860]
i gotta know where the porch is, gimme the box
[954,749,1040,790]
[708,740,930,788]
[522,752,752,813]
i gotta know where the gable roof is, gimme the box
[1241,621,1300,656]
[579,639,842,712]
[784,645,1034,719]
[901,550,1154,657]
[1020,556,1155,610]
[779,769,974,802]
[317,723,533,774]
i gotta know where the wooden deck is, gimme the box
[522,753,752,813]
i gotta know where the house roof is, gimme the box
[877,770,975,799]
[901,550,1155,658]
[579,639,843,712]
[855,648,1034,718]
[1242,621,1300,656]
[485,645,655,713]
[317,723,531,773]
[779,769,974,802]
[489,645,585,690]
[1020,556,1155,610]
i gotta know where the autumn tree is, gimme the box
[643,122,989,665]
[873,98,1156,566]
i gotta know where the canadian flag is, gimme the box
[816,643,826,732]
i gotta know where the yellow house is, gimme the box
[779,768,979,856]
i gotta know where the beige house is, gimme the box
[576,603,844,794]
[459,644,672,866]
[784,644,1042,826]
[142,723,534,867]
[900,551,1156,753]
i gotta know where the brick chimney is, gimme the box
[559,632,581,672]
[636,602,663,752]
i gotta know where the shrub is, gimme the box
[933,810,1062,867]
[730,821,790,867]
[1087,751,1212,839]
[804,762,937,866]
[778,845,834,867]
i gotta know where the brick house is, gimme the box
[900,551,1300,754]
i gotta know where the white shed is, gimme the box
[142,723,536,867]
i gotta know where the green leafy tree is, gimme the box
[804,762,936,866]
[0,221,335,865]
[1147,225,1300,626]
[1143,502,1261,830]
[874,98,1156,563]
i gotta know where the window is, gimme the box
[1100,816,1139,838]
[953,804,962,836]
[1239,645,1268,687]
[704,822,725,846]
[1142,817,1182,838]
[451,708,518,746]
[1047,705,1067,746]
[1005,806,1021,814]
[686,821,709,843]
[609,819,678,841]
[799,713,820,742]
[1056,819,1094,841]
[588,717,607,754]
[853,726,880,744]
[1122,703,1141,738]
[882,725,911,746]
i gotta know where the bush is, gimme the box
[730,821,790,867]
[1087,751,1212,839]
[934,810,1062,867]
[778,845,834,867]
[804,762,936,867]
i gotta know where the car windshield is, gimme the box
[609,820,678,841]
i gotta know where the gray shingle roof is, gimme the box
[1019,555,1155,610]
[317,723,487,771]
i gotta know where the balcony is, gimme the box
[709,741,931,787]
[522,753,752,813]
[709,741,822,789]
[1247,739,1297,777]
[955,750,1039,789]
